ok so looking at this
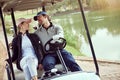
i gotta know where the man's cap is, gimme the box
[16,18,31,27]
[34,11,47,21]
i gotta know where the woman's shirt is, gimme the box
[22,34,36,58]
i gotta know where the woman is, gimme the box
[11,18,43,80]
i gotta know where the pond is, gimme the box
[53,9,120,61]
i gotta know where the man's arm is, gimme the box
[53,25,64,40]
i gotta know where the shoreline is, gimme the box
[75,56,120,64]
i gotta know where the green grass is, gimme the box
[65,45,84,56]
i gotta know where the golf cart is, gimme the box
[0,0,100,80]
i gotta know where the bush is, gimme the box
[90,0,109,10]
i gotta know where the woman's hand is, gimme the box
[38,64,43,70]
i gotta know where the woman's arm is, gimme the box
[11,37,18,62]
[33,34,43,64]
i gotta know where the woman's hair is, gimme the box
[17,26,20,34]
[17,22,24,34]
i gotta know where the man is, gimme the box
[33,11,82,72]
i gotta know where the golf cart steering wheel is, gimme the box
[44,37,66,53]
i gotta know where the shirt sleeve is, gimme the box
[53,25,64,38]
[11,37,18,62]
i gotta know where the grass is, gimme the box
[65,45,84,56]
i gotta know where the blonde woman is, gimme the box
[11,18,43,80]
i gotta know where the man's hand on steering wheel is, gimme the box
[51,35,61,43]
[44,37,66,54]
[52,35,60,40]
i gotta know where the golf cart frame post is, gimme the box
[11,8,17,36]
[78,0,100,76]
[0,7,16,80]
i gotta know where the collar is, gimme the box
[39,22,54,30]
[18,30,29,35]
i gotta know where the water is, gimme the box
[53,9,120,61]
[81,28,120,60]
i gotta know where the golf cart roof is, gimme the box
[0,0,63,12]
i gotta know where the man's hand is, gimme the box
[51,35,60,43]
[52,35,60,40]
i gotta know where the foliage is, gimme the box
[46,0,79,14]
[64,30,78,49]
[90,0,109,10]
[65,45,84,56]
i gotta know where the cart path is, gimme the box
[75,56,120,80]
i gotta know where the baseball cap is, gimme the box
[33,11,47,21]
[16,18,31,27]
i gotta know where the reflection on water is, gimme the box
[53,9,120,61]
[81,28,120,60]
